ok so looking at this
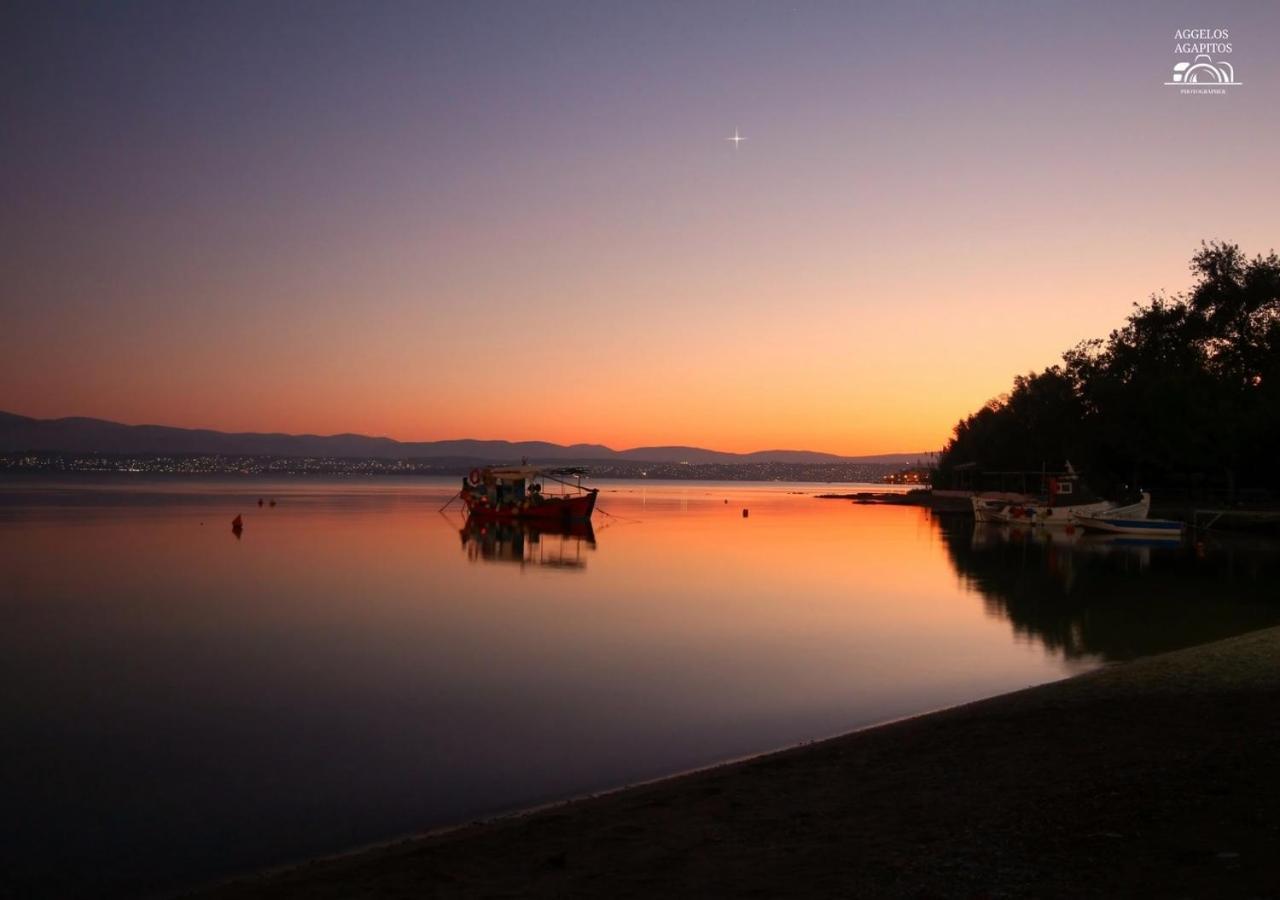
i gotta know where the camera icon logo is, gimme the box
[1167,54,1240,85]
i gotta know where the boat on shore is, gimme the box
[460,465,598,522]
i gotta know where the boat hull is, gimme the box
[985,492,1151,527]
[971,497,1007,523]
[991,499,1115,526]
[1091,493,1151,521]
[970,494,1036,522]
[1075,516,1184,537]
[462,489,598,522]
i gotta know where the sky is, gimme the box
[2,1,1278,454]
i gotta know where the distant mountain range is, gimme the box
[0,411,932,467]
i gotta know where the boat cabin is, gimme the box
[462,466,545,508]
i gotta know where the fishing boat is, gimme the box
[977,465,1150,527]
[460,465,598,522]
[1073,515,1184,538]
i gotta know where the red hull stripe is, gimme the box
[462,491,598,521]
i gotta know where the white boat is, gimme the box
[975,466,1150,527]
[996,497,1116,526]
[1077,492,1151,522]
[1074,515,1184,538]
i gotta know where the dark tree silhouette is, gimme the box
[935,243,1280,498]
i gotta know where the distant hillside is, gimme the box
[617,446,930,466]
[0,411,932,467]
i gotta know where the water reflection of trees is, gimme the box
[934,512,1280,661]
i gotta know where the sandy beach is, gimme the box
[195,626,1280,898]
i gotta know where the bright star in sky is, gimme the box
[726,127,746,148]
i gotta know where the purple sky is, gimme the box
[3,1,1277,452]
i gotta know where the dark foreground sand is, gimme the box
[198,627,1280,898]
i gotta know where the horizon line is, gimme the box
[1,409,936,460]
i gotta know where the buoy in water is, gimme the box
[257,498,263,507]
[231,514,243,536]
[742,508,749,518]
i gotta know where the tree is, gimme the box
[934,243,1280,497]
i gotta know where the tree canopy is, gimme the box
[934,243,1280,497]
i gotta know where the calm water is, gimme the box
[2,476,1278,897]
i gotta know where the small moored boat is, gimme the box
[1073,515,1185,538]
[461,465,598,522]
[975,465,1150,527]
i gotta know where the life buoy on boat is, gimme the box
[468,468,482,485]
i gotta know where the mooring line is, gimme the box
[438,490,461,512]
[595,506,643,525]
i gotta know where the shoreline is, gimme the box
[195,626,1280,898]
[185,692,1040,897]
[815,489,1280,531]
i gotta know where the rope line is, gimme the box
[595,505,643,525]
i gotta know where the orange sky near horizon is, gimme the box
[3,243,1239,454]
[4,4,1278,455]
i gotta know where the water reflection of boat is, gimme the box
[460,518,597,569]
[972,522,1175,554]
[461,466,597,522]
